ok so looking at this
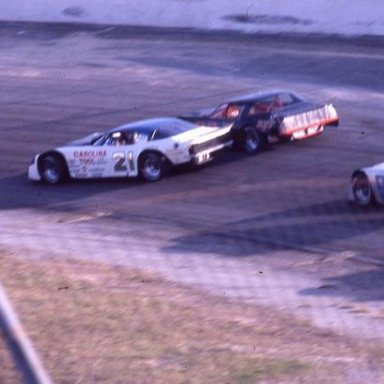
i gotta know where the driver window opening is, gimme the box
[108,131,141,146]
[110,132,127,146]
[210,104,242,119]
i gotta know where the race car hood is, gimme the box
[370,162,384,171]
[363,162,384,174]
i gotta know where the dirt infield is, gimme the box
[1,251,384,383]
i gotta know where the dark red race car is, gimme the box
[181,91,339,154]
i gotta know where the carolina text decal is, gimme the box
[74,150,107,158]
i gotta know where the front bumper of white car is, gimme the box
[374,175,384,204]
[28,155,41,181]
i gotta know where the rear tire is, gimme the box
[352,172,374,206]
[139,152,166,182]
[243,127,266,154]
[40,155,67,184]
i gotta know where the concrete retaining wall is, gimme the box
[0,0,383,36]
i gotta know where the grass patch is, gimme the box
[0,251,383,383]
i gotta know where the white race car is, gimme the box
[28,117,233,183]
[348,163,384,206]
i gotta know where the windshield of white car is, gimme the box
[92,135,110,146]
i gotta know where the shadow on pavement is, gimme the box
[0,173,138,211]
[162,199,384,257]
[0,150,249,212]
[300,268,384,302]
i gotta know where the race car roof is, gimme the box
[108,117,197,136]
[228,91,303,104]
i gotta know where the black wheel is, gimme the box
[243,127,265,154]
[352,172,374,206]
[139,152,166,182]
[40,155,67,184]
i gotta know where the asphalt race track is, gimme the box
[1,23,384,339]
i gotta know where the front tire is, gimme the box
[40,155,67,184]
[352,172,374,206]
[243,127,266,154]
[139,152,166,182]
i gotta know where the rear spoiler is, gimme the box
[279,103,339,135]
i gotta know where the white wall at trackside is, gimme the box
[0,0,383,37]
